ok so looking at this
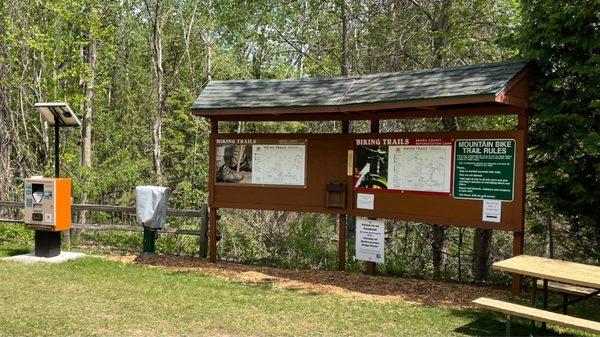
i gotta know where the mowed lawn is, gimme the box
[1,245,599,337]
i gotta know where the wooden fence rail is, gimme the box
[0,201,210,257]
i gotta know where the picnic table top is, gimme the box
[493,255,600,289]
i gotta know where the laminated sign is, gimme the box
[356,218,385,263]
[453,139,516,201]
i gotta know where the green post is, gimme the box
[142,227,157,257]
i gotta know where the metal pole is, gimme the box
[542,279,548,331]
[530,277,538,336]
[54,117,60,178]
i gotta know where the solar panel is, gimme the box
[35,102,81,127]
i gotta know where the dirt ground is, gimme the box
[108,254,511,308]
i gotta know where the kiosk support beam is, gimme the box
[341,120,349,133]
[364,120,380,276]
[339,119,350,272]
[209,207,218,263]
[512,110,528,295]
[208,118,218,263]
[338,214,346,271]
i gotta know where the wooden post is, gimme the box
[512,232,524,294]
[207,117,218,263]
[364,119,380,276]
[338,214,346,271]
[366,260,376,275]
[512,110,528,295]
[339,120,350,272]
[341,120,349,133]
[370,119,379,133]
[208,118,218,206]
[198,204,209,258]
[209,207,218,263]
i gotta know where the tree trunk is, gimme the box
[473,228,493,282]
[426,0,454,279]
[340,0,349,76]
[545,212,554,258]
[431,224,447,278]
[147,0,165,185]
[79,32,97,229]
[81,36,97,168]
[0,52,12,200]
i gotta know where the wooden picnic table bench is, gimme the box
[472,255,600,336]
[536,280,600,298]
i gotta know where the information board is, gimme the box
[354,137,452,194]
[453,139,515,201]
[356,218,385,263]
[215,139,306,186]
[211,131,525,232]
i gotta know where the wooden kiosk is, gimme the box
[192,60,532,294]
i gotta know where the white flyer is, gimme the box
[356,193,375,210]
[482,199,502,223]
[356,218,385,263]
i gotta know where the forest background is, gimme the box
[0,0,598,284]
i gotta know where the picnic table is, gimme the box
[491,255,600,334]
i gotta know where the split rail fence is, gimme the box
[0,201,210,257]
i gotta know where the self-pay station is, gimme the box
[24,177,72,257]
[26,102,80,258]
[24,178,72,231]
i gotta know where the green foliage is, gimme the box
[520,0,600,260]
[219,212,338,270]
[0,223,33,246]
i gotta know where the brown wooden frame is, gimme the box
[197,67,531,295]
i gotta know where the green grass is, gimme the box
[0,246,599,336]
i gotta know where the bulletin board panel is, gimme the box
[209,130,525,233]
[349,130,525,232]
[210,133,350,213]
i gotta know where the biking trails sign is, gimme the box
[353,136,516,201]
[354,137,453,195]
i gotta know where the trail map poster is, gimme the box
[387,140,452,193]
[453,139,515,201]
[252,144,305,185]
[354,138,452,194]
[215,139,306,186]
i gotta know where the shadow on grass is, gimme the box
[0,246,32,257]
[451,308,583,337]
[240,277,320,294]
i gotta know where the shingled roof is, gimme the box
[192,59,530,118]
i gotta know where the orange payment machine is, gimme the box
[24,177,72,257]
[28,102,80,258]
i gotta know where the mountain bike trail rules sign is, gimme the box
[453,139,516,201]
[356,218,385,263]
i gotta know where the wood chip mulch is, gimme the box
[108,254,510,308]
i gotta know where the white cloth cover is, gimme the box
[135,186,171,229]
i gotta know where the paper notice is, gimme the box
[482,199,502,223]
[356,193,375,210]
[356,218,385,263]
